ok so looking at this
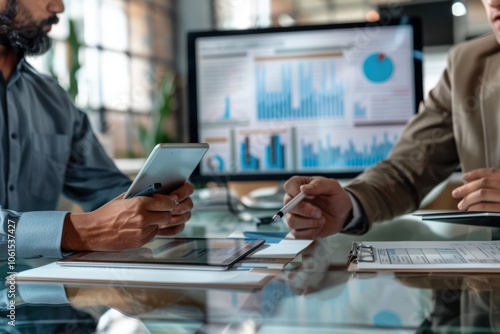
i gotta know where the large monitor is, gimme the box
[187,18,423,189]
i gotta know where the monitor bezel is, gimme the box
[187,17,423,182]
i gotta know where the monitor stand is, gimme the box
[240,182,286,210]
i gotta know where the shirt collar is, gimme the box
[8,58,26,87]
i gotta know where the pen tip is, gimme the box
[273,211,284,221]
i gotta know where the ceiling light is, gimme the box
[452,2,467,17]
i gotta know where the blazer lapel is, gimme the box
[479,53,500,168]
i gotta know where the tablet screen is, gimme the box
[58,238,265,270]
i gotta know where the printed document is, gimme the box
[349,240,500,272]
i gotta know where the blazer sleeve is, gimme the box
[344,49,460,226]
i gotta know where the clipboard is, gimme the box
[346,242,377,273]
[347,240,500,273]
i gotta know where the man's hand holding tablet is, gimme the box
[61,143,209,253]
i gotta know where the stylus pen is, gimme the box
[272,191,307,222]
[132,183,162,197]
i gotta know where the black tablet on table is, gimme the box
[57,238,265,271]
[414,211,500,228]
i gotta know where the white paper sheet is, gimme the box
[228,231,313,258]
[14,262,274,289]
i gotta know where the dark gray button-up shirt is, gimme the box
[0,59,131,259]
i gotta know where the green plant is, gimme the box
[137,74,177,155]
[66,19,81,102]
[45,18,80,103]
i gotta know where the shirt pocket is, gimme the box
[29,133,70,200]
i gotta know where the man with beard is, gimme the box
[0,0,195,259]
[283,0,500,238]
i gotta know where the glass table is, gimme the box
[2,208,498,334]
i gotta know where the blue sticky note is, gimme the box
[243,231,288,244]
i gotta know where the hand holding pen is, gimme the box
[272,191,307,222]
[282,176,354,239]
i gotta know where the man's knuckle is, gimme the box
[184,198,194,208]
[481,177,489,187]
[136,213,146,222]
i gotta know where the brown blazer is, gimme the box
[345,34,500,226]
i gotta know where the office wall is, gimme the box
[175,0,214,142]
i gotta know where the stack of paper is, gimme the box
[14,262,274,289]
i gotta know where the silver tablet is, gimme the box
[124,143,209,198]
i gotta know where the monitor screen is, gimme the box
[188,18,423,183]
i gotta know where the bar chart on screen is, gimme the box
[296,126,402,170]
[254,53,345,121]
[236,128,291,173]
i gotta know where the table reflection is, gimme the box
[271,240,500,333]
[1,212,499,333]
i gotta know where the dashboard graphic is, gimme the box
[188,19,423,180]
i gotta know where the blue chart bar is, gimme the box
[223,96,231,119]
[265,135,285,170]
[354,102,367,118]
[301,133,396,169]
[256,61,344,120]
[240,137,260,171]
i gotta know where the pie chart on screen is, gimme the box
[363,53,394,83]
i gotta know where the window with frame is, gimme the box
[28,0,177,158]
[213,0,375,30]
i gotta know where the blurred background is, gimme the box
[28,0,491,159]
